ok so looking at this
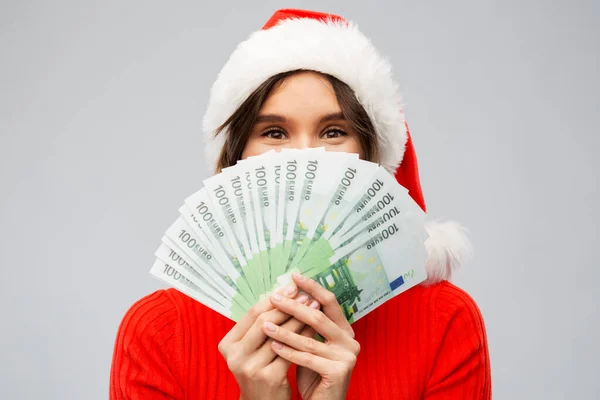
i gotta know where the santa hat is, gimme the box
[203,9,471,283]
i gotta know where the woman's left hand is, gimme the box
[262,272,360,400]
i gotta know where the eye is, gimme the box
[321,128,347,139]
[261,129,287,140]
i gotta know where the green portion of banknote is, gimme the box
[277,210,428,324]
[167,215,256,308]
[154,149,429,324]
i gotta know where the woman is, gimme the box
[110,9,491,400]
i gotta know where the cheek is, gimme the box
[329,137,365,159]
[240,138,264,159]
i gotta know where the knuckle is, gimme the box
[303,336,316,351]
[256,314,266,325]
[322,290,337,305]
[345,352,358,367]
[304,278,318,290]
[217,340,226,355]
[288,297,299,309]
[240,363,257,379]
[347,327,356,339]
[247,305,260,320]
[306,357,315,371]
[352,339,361,355]
[256,313,271,326]
[297,352,313,370]
[312,310,327,326]
[286,348,297,364]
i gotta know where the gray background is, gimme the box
[1,0,598,398]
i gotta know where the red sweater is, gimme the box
[110,281,491,399]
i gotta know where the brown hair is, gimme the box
[214,70,378,173]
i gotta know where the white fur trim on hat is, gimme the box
[202,17,408,174]
[423,221,473,284]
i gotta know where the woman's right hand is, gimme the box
[218,284,320,400]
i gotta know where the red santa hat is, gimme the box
[203,9,471,283]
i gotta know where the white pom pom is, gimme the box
[423,221,473,284]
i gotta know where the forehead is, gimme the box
[260,72,341,114]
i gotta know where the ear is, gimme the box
[423,221,473,284]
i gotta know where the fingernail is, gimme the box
[297,294,308,304]
[293,272,306,281]
[264,321,277,332]
[272,293,283,302]
[272,341,283,350]
[283,284,296,296]
[310,300,320,309]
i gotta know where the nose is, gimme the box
[290,130,319,149]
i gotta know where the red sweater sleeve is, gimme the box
[424,284,492,399]
[110,290,185,400]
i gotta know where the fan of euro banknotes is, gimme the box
[150,147,429,323]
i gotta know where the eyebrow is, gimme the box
[254,112,346,124]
